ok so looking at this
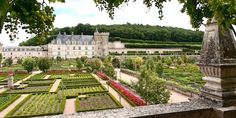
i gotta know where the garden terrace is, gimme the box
[59,85,108,98]
[29,73,47,80]
[6,93,65,117]
[5,85,52,94]
[76,93,123,112]
[0,94,20,112]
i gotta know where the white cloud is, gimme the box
[0,0,205,46]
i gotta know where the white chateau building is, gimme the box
[0,31,110,63]
[0,30,183,63]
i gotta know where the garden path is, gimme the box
[43,75,51,79]
[118,71,189,103]
[49,79,61,92]
[0,88,7,94]
[0,94,29,117]
[64,99,76,115]
[92,74,132,108]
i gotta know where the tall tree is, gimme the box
[22,57,35,73]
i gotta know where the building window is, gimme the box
[92,52,94,55]
[73,46,75,50]
[85,52,87,55]
[78,46,81,50]
[85,46,88,50]
[67,47,69,50]
[38,52,40,55]
[67,52,69,55]
[58,47,60,50]
[11,53,12,55]
[92,46,94,50]
[58,52,60,55]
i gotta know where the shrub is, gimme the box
[38,58,51,73]
[22,57,35,73]
[155,62,163,77]
[76,58,83,70]
[112,58,120,68]
[4,57,13,66]
[17,58,23,64]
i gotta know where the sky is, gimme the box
[0,0,234,46]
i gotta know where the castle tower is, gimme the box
[94,29,109,57]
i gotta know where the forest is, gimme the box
[20,23,203,46]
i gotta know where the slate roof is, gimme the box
[51,34,94,45]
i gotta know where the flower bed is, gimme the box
[0,94,20,112]
[6,93,65,117]
[76,93,122,112]
[59,85,108,98]
[107,80,146,106]
[6,85,52,94]
[96,71,109,80]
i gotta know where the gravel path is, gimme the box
[117,71,189,103]
[63,99,76,115]
[43,75,51,80]
[92,74,132,108]
[50,79,61,92]
[0,94,29,117]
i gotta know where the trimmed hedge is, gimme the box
[0,94,20,112]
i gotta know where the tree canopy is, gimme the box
[94,0,236,28]
[0,0,64,40]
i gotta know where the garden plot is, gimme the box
[0,94,20,111]
[29,73,47,80]
[76,93,122,112]
[7,93,65,117]
[0,74,30,85]
[6,85,52,94]
[59,85,108,98]
[25,79,55,86]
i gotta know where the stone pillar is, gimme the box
[198,19,236,107]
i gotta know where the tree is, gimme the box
[165,57,172,66]
[76,58,83,70]
[103,62,115,77]
[17,58,23,64]
[56,56,62,62]
[4,57,13,66]
[0,53,2,64]
[177,57,183,65]
[38,58,51,72]
[135,67,170,104]
[80,56,88,64]
[89,58,102,71]
[134,57,144,70]
[22,57,35,73]
[94,0,236,29]
[156,62,164,77]
[0,0,65,41]
[181,54,188,64]
[112,58,120,68]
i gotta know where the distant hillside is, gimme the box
[20,23,204,46]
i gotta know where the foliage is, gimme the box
[112,58,120,68]
[0,0,65,41]
[102,62,115,77]
[0,53,2,64]
[134,57,144,70]
[21,23,204,46]
[38,58,51,72]
[123,58,134,70]
[4,57,13,67]
[135,67,170,104]
[165,57,172,66]
[89,58,102,71]
[94,0,236,29]
[80,56,88,64]
[56,56,62,62]
[17,58,22,64]
[156,62,163,77]
[22,57,35,73]
[76,58,83,70]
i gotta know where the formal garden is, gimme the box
[0,54,204,117]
